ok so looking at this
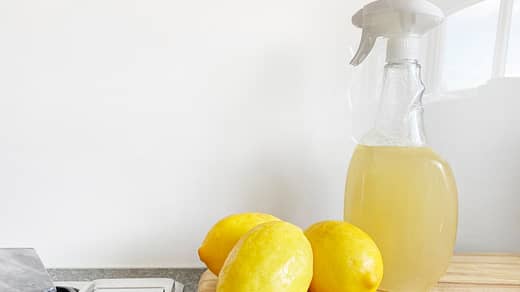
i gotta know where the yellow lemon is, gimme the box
[217,221,313,292]
[305,220,383,292]
[198,212,279,275]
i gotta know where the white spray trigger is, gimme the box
[350,0,444,66]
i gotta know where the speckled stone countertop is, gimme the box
[48,268,205,292]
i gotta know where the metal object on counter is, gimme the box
[0,248,56,292]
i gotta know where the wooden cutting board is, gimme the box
[198,254,520,292]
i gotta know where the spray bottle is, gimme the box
[344,1,458,291]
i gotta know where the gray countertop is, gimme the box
[48,268,205,292]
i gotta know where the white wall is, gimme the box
[0,0,518,268]
[0,0,359,268]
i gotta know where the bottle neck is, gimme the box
[361,60,427,146]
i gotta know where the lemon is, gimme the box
[305,220,383,292]
[198,212,279,275]
[217,221,313,292]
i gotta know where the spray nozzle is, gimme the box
[350,0,444,66]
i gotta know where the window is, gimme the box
[440,0,500,91]
[428,0,519,92]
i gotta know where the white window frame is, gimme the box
[492,0,515,78]
[425,0,516,93]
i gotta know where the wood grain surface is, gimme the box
[198,254,520,292]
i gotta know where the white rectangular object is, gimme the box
[55,278,183,292]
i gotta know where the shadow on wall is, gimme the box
[238,158,304,221]
[191,48,309,222]
[227,49,306,222]
[425,77,520,252]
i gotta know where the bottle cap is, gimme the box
[350,0,444,66]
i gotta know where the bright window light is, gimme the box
[441,0,500,91]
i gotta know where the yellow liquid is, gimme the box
[345,145,458,292]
